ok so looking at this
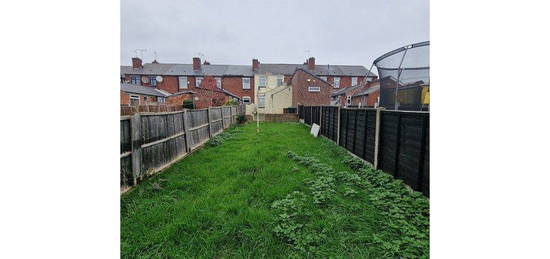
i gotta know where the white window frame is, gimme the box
[243,96,251,104]
[259,76,266,88]
[215,77,222,89]
[351,77,358,86]
[158,97,166,103]
[149,76,157,86]
[308,86,321,92]
[347,96,352,105]
[242,78,251,89]
[333,77,340,88]
[130,95,140,105]
[178,76,188,89]
[196,76,203,87]
[130,75,140,85]
[258,94,265,108]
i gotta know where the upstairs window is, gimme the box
[178,76,188,89]
[196,76,203,87]
[149,76,157,86]
[333,77,340,88]
[351,77,357,86]
[242,78,251,89]
[276,77,283,87]
[130,75,140,85]
[215,77,222,89]
[259,76,266,88]
[243,96,251,104]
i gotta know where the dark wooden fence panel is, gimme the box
[311,106,320,125]
[299,105,429,196]
[120,119,131,153]
[298,105,304,120]
[120,118,132,186]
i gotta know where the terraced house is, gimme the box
[121,56,376,111]
[120,57,254,108]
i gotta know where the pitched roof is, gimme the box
[121,62,376,77]
[120,83,171,97]
[330,84,363,97]
[352,83,381,97]
[255,63,376,77]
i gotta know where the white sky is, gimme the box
[121,0,429,68]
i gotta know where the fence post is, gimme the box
[183,109,192,152]
[230,106,233,125]
[373,107,383,170]
[221,107,225,129]
[336,106,341,145]
[131,113,142,185]
[207,107,212,138]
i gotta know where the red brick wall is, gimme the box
[291,70,332,106]
[222,76,255,100]
[120,91,158,105]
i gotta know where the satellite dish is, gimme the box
[156,76,163,82]
[141,77,149,83]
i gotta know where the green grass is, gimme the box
[121,122,429,258]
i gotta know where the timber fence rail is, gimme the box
[298,105,429,196]
[120,104,245,191]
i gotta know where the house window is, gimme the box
[130,95,139,106]
[242,78,251,89]
[243,96,251,104]
[333,77,340,88]
[352,77,357,86]
[259,76,266,88]
[320,76,327,82]
[258,94,265,108]
[277,77,283,87]
[130,75,140,85]
[215,77,222,89]
[196,77,203,87]
[178,76,188,89]
[149,76,157,86]
[347,96,352,105]
[158,97,166,103]
[308,86,321,92]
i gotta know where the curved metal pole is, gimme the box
[394,47,409,110]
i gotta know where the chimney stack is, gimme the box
[307,57,315,70]
[193,57,201,70]
[252,59,260,71]
[203,60,210,65]
[132,57,143,69]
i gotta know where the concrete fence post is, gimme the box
[131,112,142,185]
[373,107,384,170]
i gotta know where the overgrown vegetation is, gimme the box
[206,127,241,147]
[121,123,429,258]
[236,114,247,124]
[182,99,194,109]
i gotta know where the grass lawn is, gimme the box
[121,122,429,258]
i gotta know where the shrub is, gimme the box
[225,99,239,105]
[182,100,194,109]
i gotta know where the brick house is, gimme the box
[121,57,253,106]
[120,83,171,106]
[290,68,334,106]
[350,80,381,107]
[253,57,376,110]
[167,76,241,108]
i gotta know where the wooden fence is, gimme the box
[298,105,429,196]
[120,104,246,190]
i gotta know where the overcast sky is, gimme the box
[121,0,429,69]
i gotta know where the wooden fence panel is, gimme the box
[311,106,320,125]
[299,105,429,196]
[188,109,210,149]
[120,118,132,187]
[223,107,231,128]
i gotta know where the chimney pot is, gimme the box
[307,57,315,70]
[132,57,143,69]
[193,57,201,70]
[252,59,260,71]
